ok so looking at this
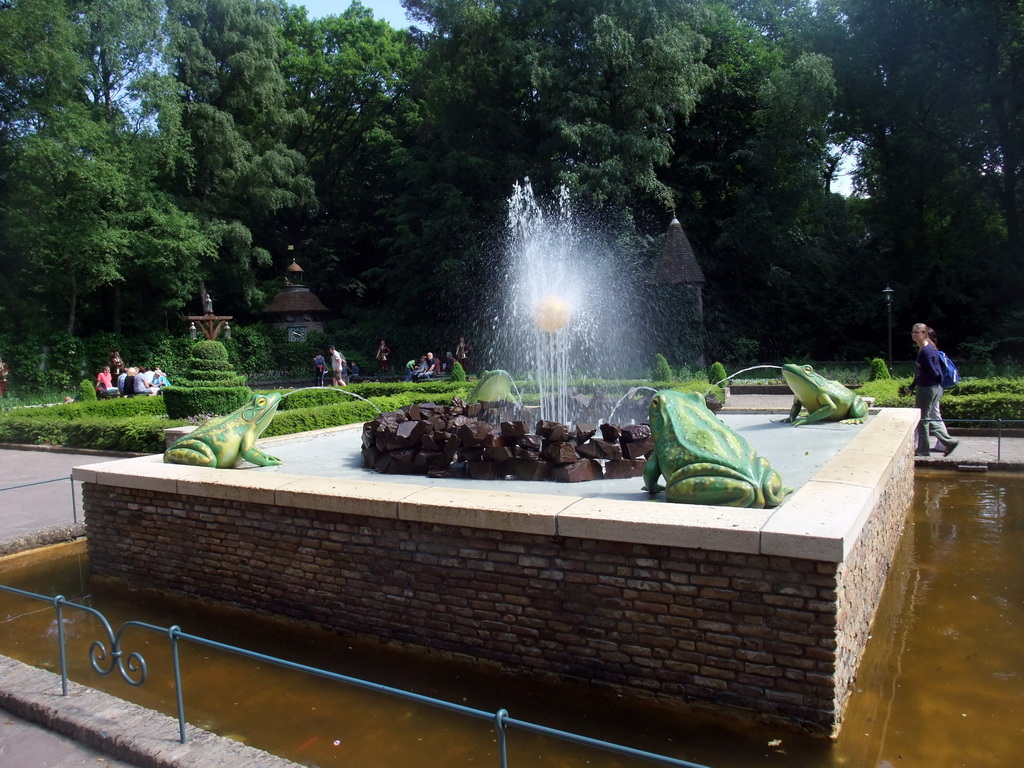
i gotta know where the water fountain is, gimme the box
[64,179,919,740]
[489,179,649,425]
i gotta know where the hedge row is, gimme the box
[856,379,1024,424]
[0,414,184,453]
[0,391,471,451]
[263,393,465,438]
[273,382,474,411]
[163,386,252,419]
[0,396,168,422]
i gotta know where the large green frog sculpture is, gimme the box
[781,363,867,426]
[164,392,283,468]
[643,390,790,508]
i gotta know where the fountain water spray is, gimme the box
[492,179,646,424]
[281,386,382,413]
[713,365,783,387]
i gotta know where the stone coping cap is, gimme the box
[74,409,917,563]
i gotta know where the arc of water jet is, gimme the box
[713,365,784,388]
[606,386,660,425]
[279,386,382,413]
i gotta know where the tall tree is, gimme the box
[163,0,315,312]
[660,2,845,360]
[826,0,1024,354]
[387,0,710,322]
[279,2,423,316]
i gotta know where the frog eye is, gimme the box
[257,397,266,406]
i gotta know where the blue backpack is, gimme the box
[937,350,960,389]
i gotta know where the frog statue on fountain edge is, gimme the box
[643,390,791,509]
[164,392,283,468]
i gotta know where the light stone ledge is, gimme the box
[555,497,770,552]
[397,486,570,535]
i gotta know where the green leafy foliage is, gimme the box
[857,378,1024,424]
[78,379,98,402]
[0,0,1021,372]
[164,339,251,418]
[709,362,728,385]
[868,358,890,381]
[653,353,673,382]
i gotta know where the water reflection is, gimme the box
[1,473,1023,767]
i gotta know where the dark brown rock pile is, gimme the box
[361,400,654,483]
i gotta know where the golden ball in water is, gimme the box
[533,295,570,332]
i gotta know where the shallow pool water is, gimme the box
[1,471,1021,768]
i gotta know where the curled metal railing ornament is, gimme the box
[47,595,147,687]
[88,636,148,686]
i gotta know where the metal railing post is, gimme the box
[168,626,187,744]
[54,595,69,696]
[494,708,509,768]
[69,474,78,524]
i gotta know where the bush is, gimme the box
[868,358,890,381]
[856,377,1024,425]
[164,340,251,419]
[0,410,182,452]
[709,361,728,385]
[653,353,673,382]
[263,392,467,438]
[450,360,466,383]
[78,379,98,402]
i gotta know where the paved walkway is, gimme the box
[0,711,139,768]
[2,402,1023,767]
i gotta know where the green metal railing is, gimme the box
[0,585,710,768]
[0,474,78,524]
[920,418,1024,462]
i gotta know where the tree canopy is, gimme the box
[1,0,1021,367]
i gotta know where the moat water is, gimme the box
[1,471,1021,768]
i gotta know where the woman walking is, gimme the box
[908,322,958,457]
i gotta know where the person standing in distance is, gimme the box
[328,345,347,387]
[375,339,391,374]
[907,323,958,457]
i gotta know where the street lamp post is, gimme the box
[882,286,894,371]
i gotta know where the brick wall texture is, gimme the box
[84,454,912,737]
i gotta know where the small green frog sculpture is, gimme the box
[643,390,790,508]
[164,392,283,468]
[466,369,516,403]
[781,363,867,426]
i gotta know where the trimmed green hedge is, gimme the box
[951,377,1024,396]
[164,340,252,419]
[856,378,1024,424]
[275,382,474,411]
[0,396,168,421]
[163,385,251,419]
[0,414,184,452]
[263,392,466,438]
[176,370,248,386]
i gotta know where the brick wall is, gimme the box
[83,458,913,736]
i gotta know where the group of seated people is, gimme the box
[403,351,456,382]
[96,365,169,397]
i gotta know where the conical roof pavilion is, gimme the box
[655,217,704,285]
